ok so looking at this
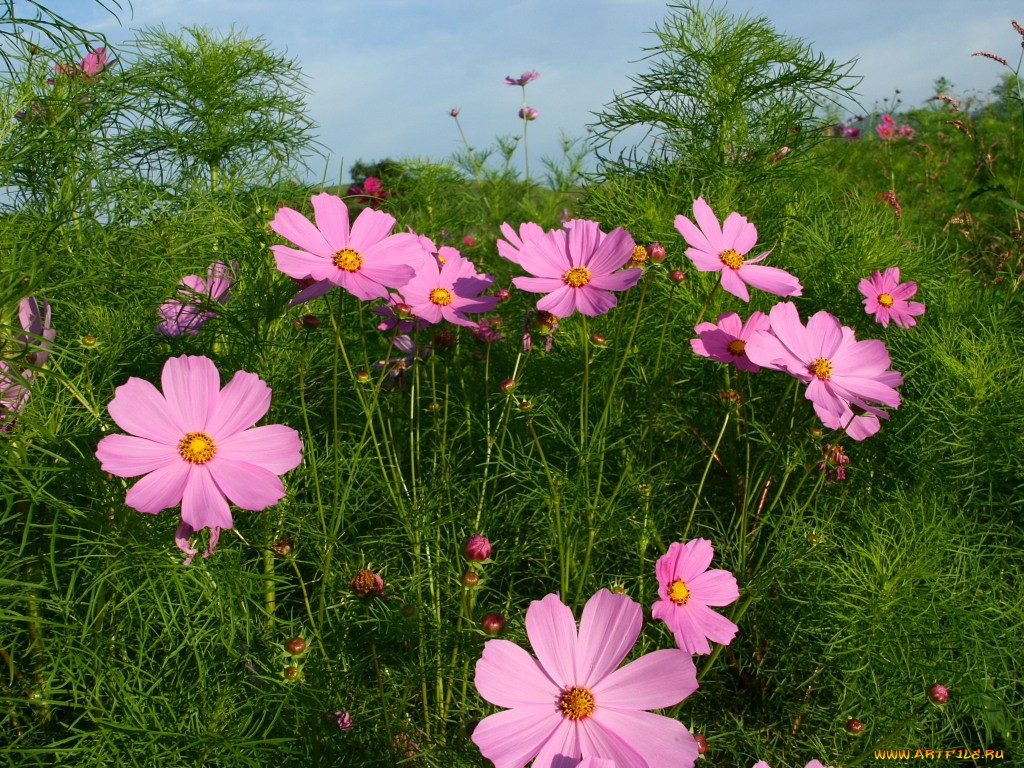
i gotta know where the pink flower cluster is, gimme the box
[875,114,915,141]
[156,261,238,336]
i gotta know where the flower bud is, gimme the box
[284,665,301,681]
[295,314,320,330]
[647,242,667,262]
[334,711,352,731]
[81,334,98,348]
[286,636,307,655]
[847,717,865,735]
[463,235,477,247]
[694,733,708,755]
[929,684,949,704]
[449,107,460,117]
[350,569,385,597]
[590,333,607,347]
[463,571,480,587]
[464,534,492,561]
[518,400,533,411]
[395,302,414,319]
[496,288,511,302]
[670,269,686,283]
[355,371,371,384]
[481,613,507,635]
[499,378,517,393]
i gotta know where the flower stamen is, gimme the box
[877,293,894,307]
[429,287,454,306]
[564,266,592,287]
[720,249,745,269]
[559,686,596,721]
[178,431,217,464]
[668,578,690,605]
[333,248,364,272]
[809,358,833,380]
[727,339,746,356]
[629,244,648,266]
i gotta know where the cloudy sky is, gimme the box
[62,0,1024,181]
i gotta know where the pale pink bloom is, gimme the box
[505,70,540,86]
[744,302,903,441]
[270,192,424,302]
[0,362,32,432]
[511,219,642,318]
[81,47,109,76]
[473,589,700,768]
[156,261,238,336]
[690,311,770,373]
[674,198,802,302]
[398,247,499,327]
[17,296,55,367]
[858,267,925,328]
[95,355,303,563]
[652,539,740,655]
[519,106,539,121]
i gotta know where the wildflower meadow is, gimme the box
[2,3,1022,767]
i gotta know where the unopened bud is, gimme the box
[847,717,865,735]
[286,637,307,655]
[496,288,511,302]
[591,333,607,347]
[295,314,320,330]
[481,613,507,635]
[464,534,492,561]
[463,571,480,587]
[694,734,708,755]
[500,378,517,393]
[670,269,686,283]
[647,242,667,262]
[929,684,949,704]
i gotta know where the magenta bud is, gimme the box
[482,613,507,635]
[929,684,949,704]
[647,242,667,262]
[464,533,492,561]
[670,269,686,283]
[395,302,413,319]
[499,378,517,393]
[496,288,511,302]
[449,107,460,117]
[295,314,320,330]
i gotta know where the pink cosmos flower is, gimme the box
[511,218,642,318]
[743,302,903,441]
[17,296,56,367]
[690,311,770,373]
[473,589,700,768]
[505,70,540,86]
[156,261,238,336]
[498,221,547,265]
[270,192,424,302]
[0,362,31,432]
[81,47,109,77]
[674,198,802,302]
[876,114,896,140]
[652,539,740,655]
[858,267,925,328]
[398,241,499,327]
[519,106,539,121]
[95,355,303,563]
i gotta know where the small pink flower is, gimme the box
[80,47,109,77]
[504,69,540,86]
[156,261,238,336]
[691,311,770,373]
[397,240,498,327]
[511,218,642,318]
[876,114,896,140]
[858,267,925,328]
[674,198,802,302]
[744,302,903,441]
[17,296,56,367]
[450,107,460,117]
[95,355,303,563]
[473,589,700,768]
[334,711,352,731]
[653,539,740,655]
[270,192,424,302]
[0,362,32,432]
[463,235,477,247]
[519,106,539,121]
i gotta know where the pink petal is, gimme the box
[471,707,563,768]
[805,311,843,359]
[180,466,233,530]
[687,568,740,606]
[588,270,642,291]
[684,247,725,272]
[674,213,712,253]
[124,460,190,514]
[739,264,803,298]
[574,287,618,317]
[519,232,571,278]
[530,717,581,768]
[512,276,566,294]
[537,285,579,318]
[270,206,334,257]
[272,244,330,281]
[585,227,635,276]
[575,590,641,687]
[567,219,604,268]
[289,279,333,307]
[161,355,220,431]
[764,302,810,364]
[310,193,350,252]
[806,377,846,419]
[96,434,180,477]
[475,638,560,708]
[206,370,270,439]
[207,457,286,510]
[217,424,302,475]
[337,269,391,301]
[590,709,698,768]
[591,648,697,709]
[719,268,750,301]
[107,376,184,443]
[721,212,757,255]
[677,539,716,583]
[656,601,712,655]
[691,601,740,645]
[359,261,417,289]
[525,593,578,688]
[691,198,724,252]
[577,718,646,768]
[889,281,918,300]
[348,208,397,253]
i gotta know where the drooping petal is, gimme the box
[161,355,220,431]
[207,457,286,511]
[96,433,180,477]
[107,376,185,443]
[217,424,302,474]
[739,264,803,298]
[124,460,190,514]
[471,707,564,768]
[475,638,561,708]
[575,590,642,687]
[289,278,333,307]
[179,465,233,531]
[591,648,697,710]
[525,593,578,688]
[206,370,271,439]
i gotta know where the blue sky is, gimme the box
[64,0,1024,181]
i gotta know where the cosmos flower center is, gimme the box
[178,431,217,464]
[668,578,691,605]
[877,292,894,307]
[333,247,364,272]
[629,244,648,265]
[727,339,746,356]
[559,686,596,721]
[809,357,833,380]
[564,266,592,287]
[720,249,745,269]
[429,287,454,306]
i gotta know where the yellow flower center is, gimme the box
[668,578,691,605]
[809,358,833,380]
[727,339,746,355]
[564,266,592,287]
[559,686,596,721]
[178,431,217,464]
[720,248,745,269]
[877,292,894,307]
[333,247,364,272]
[629,244,648,265]
[429,287,454,306]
